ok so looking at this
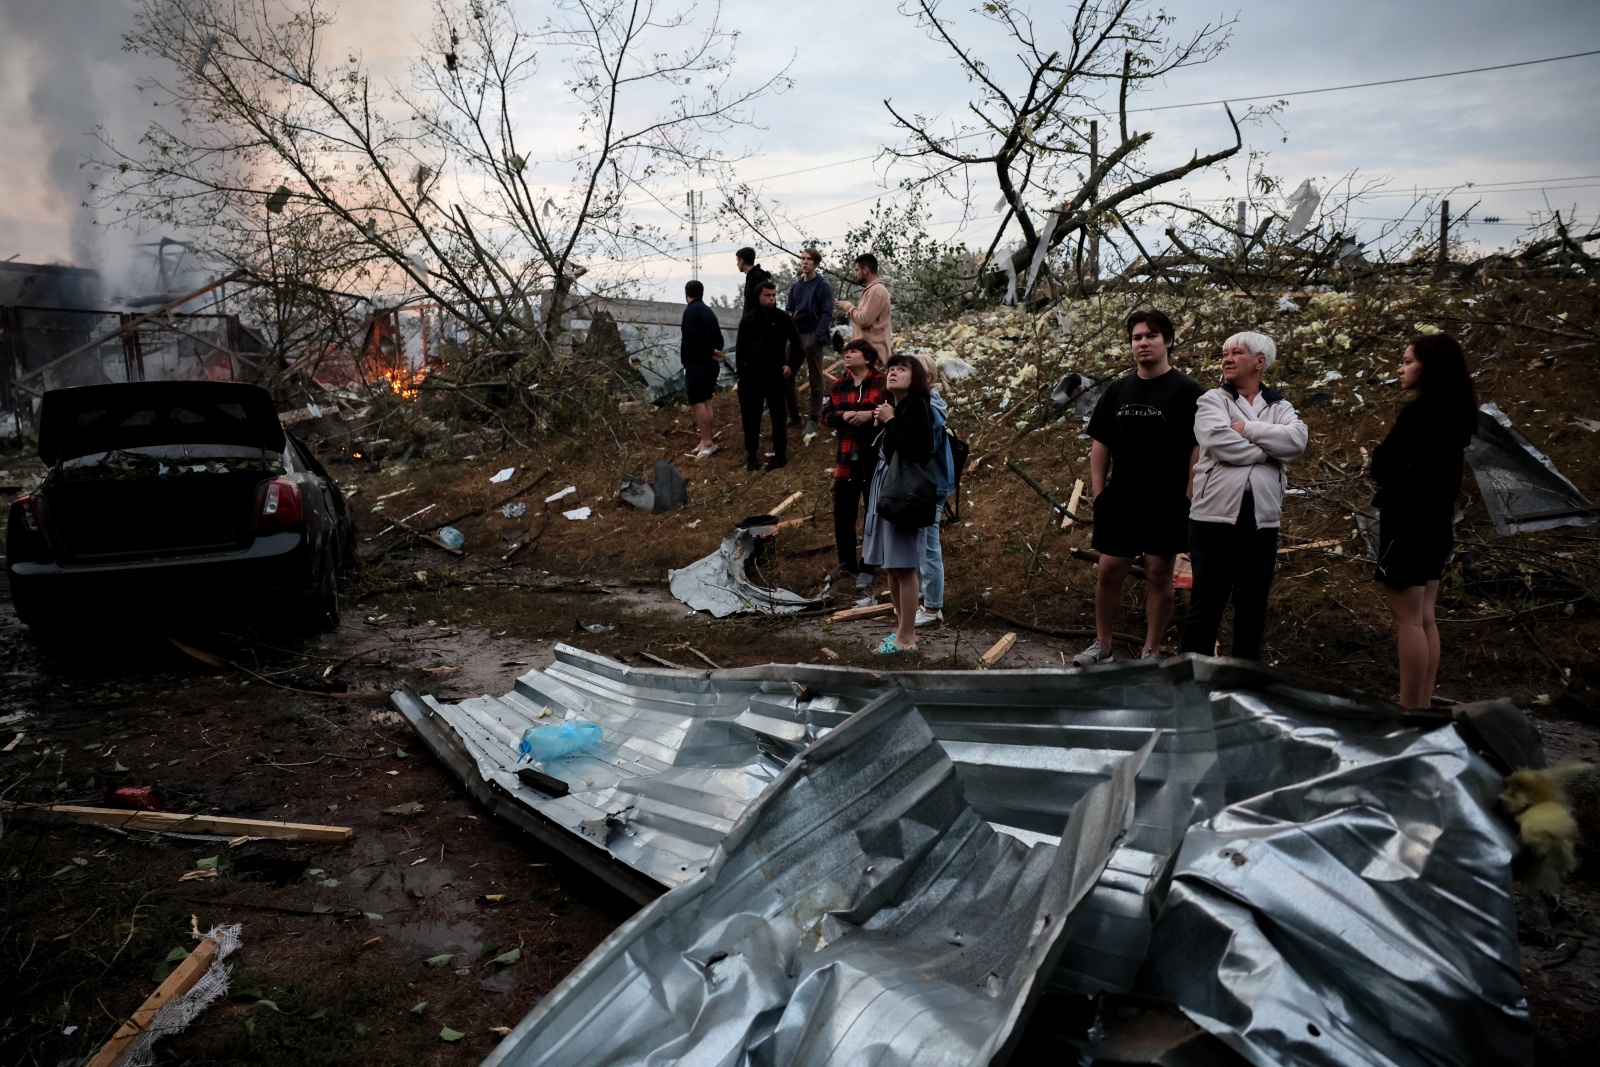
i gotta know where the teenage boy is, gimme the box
[680,279,725,460]
[736,247,771,313]
[733,281,802,471]
[822,338,887,589]
[786,247,835,433]
[1075,309,1204,665]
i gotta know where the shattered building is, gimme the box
[0,261,262,416]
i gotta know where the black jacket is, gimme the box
[734,305,802,382]
[680,299,724,366]
[879,393,935,466]
[1370,397,1474,515]
[741,265,772,312]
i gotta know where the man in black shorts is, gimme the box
[1075,309,1204,665]
[680,279,725,460]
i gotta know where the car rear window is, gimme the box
[40,384,283,462]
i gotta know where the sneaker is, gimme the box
[1073,640,1113,667]
[1138,647,1158,661]
[764,456,787,471]
[746,456,760,471]
[854,571,874,590]
[801,418,818,437]
[915,607,943,627]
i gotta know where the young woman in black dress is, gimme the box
[1369,333,1477,709]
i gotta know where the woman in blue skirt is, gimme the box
[862,353,937,654]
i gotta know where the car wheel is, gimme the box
[305,565,341,632]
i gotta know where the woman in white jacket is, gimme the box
[1178,332,1308,660]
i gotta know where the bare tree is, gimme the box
[884,0,1243,300]
[97,0,784,419]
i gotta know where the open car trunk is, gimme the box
[35,382,286,561]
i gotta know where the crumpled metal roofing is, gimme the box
[667,524,827,617]
[483,692,1155,1067]
[392,647,1531,1067]
[1468,402,1597,534]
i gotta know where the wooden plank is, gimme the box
[828,603,896,623]
[1277,538,1341,555]
[2,802,354,843]
[770,491,804,517]
[84,934,223,1067]
[980,632,1018,667]
[636,651,688,670]
[1059,478,1085,529]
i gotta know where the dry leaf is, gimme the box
[383,801,425,817]
[178,869,218,882]
[420,665,460,675]
[490,1026,513,1036]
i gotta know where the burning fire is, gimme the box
[376,363,432,400]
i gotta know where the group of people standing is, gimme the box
[681,247,946,654]
[683,252,1478,709]
[1074,307,1477,711]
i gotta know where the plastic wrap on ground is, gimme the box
[667,523,826,617]
[392,647,1531,1067]
[1467,402,1597,534]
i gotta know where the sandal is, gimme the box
[874,634,918,655]
[694,444,719,460]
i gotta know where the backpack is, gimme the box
[928,399,970,525]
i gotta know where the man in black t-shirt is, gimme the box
[1074,309,1203,666]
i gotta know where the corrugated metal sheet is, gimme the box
[1468,402,1598,533]
[393,648,1530,1066]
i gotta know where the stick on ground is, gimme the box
[3,802,354,843]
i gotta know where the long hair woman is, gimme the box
[860,353,937,654]
[1369,332,1477,709]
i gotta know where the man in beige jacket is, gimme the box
[836,253,891,362]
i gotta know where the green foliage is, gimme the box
[841,192,973,325]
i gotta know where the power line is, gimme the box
[1129,48,1600,113]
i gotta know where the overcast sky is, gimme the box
[2,0,1597,302]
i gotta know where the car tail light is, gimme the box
[12,493,40,534]
[257,478,304,530]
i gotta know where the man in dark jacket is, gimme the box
[734,281,802,471]
[786,246,835,433]
[736,247,771,314]
[680,279,725,459]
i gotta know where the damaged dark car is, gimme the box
[6,381,356,633]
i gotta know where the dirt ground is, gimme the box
[3,276,1599,1063]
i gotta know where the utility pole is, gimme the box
[687,190,700,279]
[1086,119,1099,288]
[1436,199,1450,278]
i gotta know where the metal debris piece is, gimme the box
[1467,403,1598,534]
[617,460,688,514]
[667,524,825,617]
[483,692,1154,1067]
[395,648,1530,1067]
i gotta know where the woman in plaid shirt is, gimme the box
[823,339,887,589]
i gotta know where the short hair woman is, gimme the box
[1369,333,1478,709]
[861,353,937,654]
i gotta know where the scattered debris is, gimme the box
[828,602,896,623]
[83,924,243,1067]
[501,501,528,519]
[668,523,827,618]
[980,631,1018,666]
[635,651,687,670]
[1467,403,1599,534]
[382,801,426,817]
[435,525,467,550]
[491,467,515,483]
[545,486,578,503]
[620,460,688,513]
[563,507,592,521]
